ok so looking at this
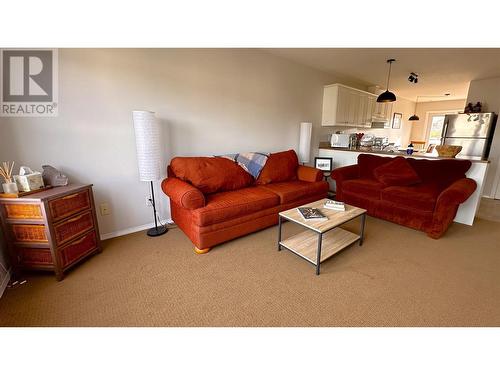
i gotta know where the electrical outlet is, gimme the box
[100,203,111,216]
[146,196,152,206]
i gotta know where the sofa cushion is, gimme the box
[380,183,440,212]
[342,178,384,199]
[357,154,394,180]
[170,157,254,194]
[373,157,421,186]
[407,158,472,189]
[260,180,328,204]
[192,187,280,226]
[256,150,298,184]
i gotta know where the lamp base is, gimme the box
[147,226,168,237]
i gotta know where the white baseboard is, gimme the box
[100,217,174,240]
[100,222,155,240]
[0,266,12,299]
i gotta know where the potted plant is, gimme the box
[0,161,18,194]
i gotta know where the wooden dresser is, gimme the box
[0,184,101,281]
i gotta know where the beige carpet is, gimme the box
[1,216,500,327]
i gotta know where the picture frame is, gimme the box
[314,157,333,171]
[392,112,402,129]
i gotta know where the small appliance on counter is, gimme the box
[359,134,375,148]
[330,133,350,148]
[372,137,389,150]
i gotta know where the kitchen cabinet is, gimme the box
[321,84,383,127]
[373,100,393,125]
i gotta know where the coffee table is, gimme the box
[278,199,367,275]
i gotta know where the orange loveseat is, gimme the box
[161,150,329,253]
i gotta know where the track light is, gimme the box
[408,72,419,84]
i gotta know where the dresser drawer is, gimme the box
[60,230,98,267]
[49,189,91,222]
[11,224,48,243]
[3,203,43,219]
[16,246,53,267]
[54,210,94,246]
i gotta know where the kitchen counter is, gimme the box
[318,142,489,163]
[318,144,490,226]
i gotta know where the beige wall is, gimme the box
[466,77,500,198]
[0,48,366,237]
[409,99,466,141]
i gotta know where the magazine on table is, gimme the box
[297,207,328,221]
[323,199,346,211]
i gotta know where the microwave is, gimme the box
[330,134,350,148]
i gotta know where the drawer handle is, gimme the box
[69,235,89,246]
[66,213,86,223]
[61,193,80,200]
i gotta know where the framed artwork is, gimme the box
[314,157,333,171]
[392,112,402,129]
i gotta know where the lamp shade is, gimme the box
[298,122,312,163]
[408,114,420,121]
[132,110,162,182]
[377,90,397,103]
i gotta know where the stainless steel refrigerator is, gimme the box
[441,112,497,159]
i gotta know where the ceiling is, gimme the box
[266,48,500,102]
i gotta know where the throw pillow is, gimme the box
[170,157,254,194]
[256,150,299,185]
[373,157,421,186]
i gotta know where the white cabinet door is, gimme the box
[321,84,378,127]
[357,94,367,127]
[373,101,393,122]
[364,94,376,126]
[347,90,360,125]
[335,86,350,125]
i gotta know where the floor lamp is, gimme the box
[132,110,168,237]
[298,122,312,166]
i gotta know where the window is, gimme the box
[428,114,446,145]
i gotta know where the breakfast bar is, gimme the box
[318,143,490,225]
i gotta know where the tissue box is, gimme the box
[15,173,45,192]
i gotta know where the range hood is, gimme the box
[370,119,388,129]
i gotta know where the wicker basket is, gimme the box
[435,145,462,158]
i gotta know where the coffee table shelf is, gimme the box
[280,227,360,265]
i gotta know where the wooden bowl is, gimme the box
[435,145,462,158]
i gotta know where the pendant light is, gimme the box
[408,94,450,121]
[408,96,420,121]
[377,59,397,103]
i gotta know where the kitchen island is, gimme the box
[318,143,489,226]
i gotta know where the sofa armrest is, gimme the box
[330,164,359,201]
[297,165,323,182]
[161,177,206,210]
[427,178,477,239]
[436,178,477,207]
[331,164,359,182]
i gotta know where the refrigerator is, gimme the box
[441,112,497,159]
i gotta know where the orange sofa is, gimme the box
[161,150,329,253]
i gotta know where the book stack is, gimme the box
[323,199,345,211]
